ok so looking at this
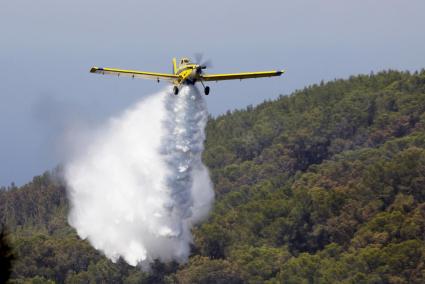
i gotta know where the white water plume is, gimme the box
[65,86,214,268]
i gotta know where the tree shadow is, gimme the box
[0,224,14,284]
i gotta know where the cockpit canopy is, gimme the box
[180,58,191,65]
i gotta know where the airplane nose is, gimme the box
[195,66,203,74]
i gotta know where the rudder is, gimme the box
[172,58,177,74]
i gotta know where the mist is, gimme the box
[65,86,214,268]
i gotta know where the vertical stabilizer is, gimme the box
[172,58,177,74]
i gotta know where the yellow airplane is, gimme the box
[90,57,285,95]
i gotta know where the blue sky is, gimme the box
[1,0,425,186]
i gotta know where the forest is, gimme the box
[1,69,425,283]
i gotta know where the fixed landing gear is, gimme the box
[199,79,210,95]
[172,85,210,95]
[204,86,210,95]
[173,86,179,95]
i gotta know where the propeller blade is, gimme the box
[194,53,213,69]
[194,53,203,64]
[203,59,213,68]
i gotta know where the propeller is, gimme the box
[194,53,213,71]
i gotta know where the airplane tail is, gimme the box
[172,58,177,74]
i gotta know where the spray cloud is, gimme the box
[65,86,214,268]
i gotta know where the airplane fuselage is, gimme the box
[175,64,203,85]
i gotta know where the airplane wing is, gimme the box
[90,67,179,82]
[200,70,285,82]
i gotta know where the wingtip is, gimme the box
[276,70,286,76]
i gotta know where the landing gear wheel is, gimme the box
[204,86,210,95]
[173,86,179,95]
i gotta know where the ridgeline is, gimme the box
[1,70,425,283]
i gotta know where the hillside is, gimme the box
[1,70,425,283]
